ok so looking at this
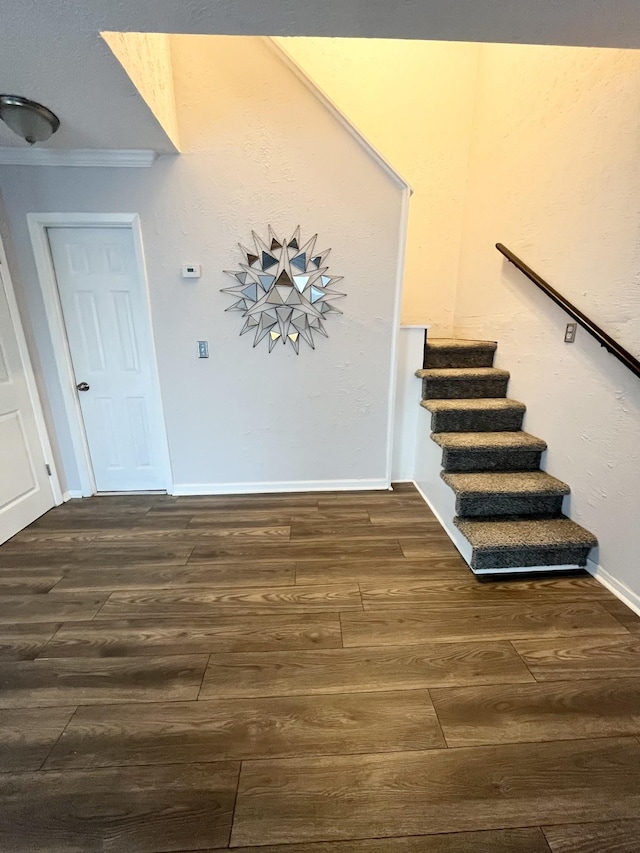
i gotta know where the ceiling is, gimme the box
[2,0,640,151]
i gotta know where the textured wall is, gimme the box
[102,32,181,150]
[0,36,403,492]
[278,37,479,334]
[454,44,640,601]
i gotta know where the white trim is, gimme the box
[27,212,173,496]
[384,186,412,488]
[172,479,390,496]
[265,38,412,193]
[473,564,582,575]
[0,234,63,505]
[400,324,433,329]
[587,558,640,618]
[0,149,157,168]
[412,470,474,565]
[62,490,84,501]
[392,326,425,481]
[413,423,474,563]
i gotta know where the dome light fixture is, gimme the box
[0,95,60,145]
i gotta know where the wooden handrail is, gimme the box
[496,243,640,380]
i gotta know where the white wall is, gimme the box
[0,36,404,494]
[392,327,427,482]
[454,44,640,604]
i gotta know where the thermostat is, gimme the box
[182,263,201,279]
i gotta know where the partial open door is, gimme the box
[0,259,55,543]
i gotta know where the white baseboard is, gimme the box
[171,478,390,496]
[473,564,581,575]
[62,490,84,501]
[587,558,640,618]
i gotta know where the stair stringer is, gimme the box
[414,407,583,576]
[414,418,473,564]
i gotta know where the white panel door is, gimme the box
[0,262,54,542]
[47,227,167,492]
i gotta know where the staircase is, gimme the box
[415,338,597,576]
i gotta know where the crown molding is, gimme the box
[0,148,158,167]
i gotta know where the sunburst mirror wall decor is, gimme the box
[222,227,345,353]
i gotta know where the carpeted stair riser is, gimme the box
[441,448,544,472]
[472,544,592,571]
[428,407,524,433]
[455,494,565,518]
[425,348,496,369]
[421,375,509,400]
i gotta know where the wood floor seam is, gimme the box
[538,827,554,853]
[90,594,114,621]
[36,705,80,770]
[193,684,483,702]
[195,652,212,700]
[428,731,640,753]
[507,637,539,682]
[424,687,449,749]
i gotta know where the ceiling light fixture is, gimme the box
[0,95,60,145]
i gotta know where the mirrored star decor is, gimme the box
[222,226,345,353]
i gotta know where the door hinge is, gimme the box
[45,464,52,476]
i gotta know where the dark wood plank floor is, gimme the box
[1,484,639,852]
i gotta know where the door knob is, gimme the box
[76,382,90,392]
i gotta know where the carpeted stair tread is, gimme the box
[415,367,509,381]
[432,431,547,451]
[424,338,497,369]
[454,516,597,551]
[422,398,525,414]
[422,397,526,434]
[426,338,497,352]
[442,471,570,497]
[417,367,510,400]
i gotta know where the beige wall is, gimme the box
[102,31,181,150]
[454,43,640,600]
[277,37,480,333]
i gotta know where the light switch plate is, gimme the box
[197,340,209,358]
[564,322,577,343]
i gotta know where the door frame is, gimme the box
[27,213,173,496]
[0,231,63,505]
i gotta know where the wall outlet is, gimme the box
[197,340,209,358]
[564,322,577,343]
[182,263,201,279]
